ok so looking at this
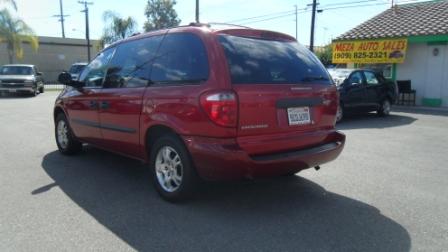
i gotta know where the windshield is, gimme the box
[218,35,331,85]
[69,64,87,74]
[0,66,33,75]
[329,69,352,79]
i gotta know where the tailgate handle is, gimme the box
[276,98,323,108]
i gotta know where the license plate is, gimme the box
[287,107,311,125]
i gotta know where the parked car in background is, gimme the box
[68,62,87,81]
[0,64,45,96]
[54,24,345,201]
[328,69,397,122]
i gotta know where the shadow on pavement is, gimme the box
[0,93,35,99]
[392,106,448,117]
[337,113,417,130]
[38,148,411,251]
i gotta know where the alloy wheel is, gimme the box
[155,146,183,192]
[57,120,69,149]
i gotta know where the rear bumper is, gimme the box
[183,131,345,180]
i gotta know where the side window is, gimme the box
[150,33,209,84]
[364,71,379,85]
[79,48,115,87]
[104,36,163,88]
[348,72,363,85]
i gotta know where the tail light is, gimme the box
[200,91,238,127]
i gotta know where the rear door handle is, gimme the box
[100,101,110,110]
[89,100,98,109]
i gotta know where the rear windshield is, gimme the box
[69,64,86,74]
[0,66,32,75]
[218,35,331,85]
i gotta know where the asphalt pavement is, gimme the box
[1,92,447,251]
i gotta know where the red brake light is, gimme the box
[200,91,238,127]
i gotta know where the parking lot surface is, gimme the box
[1,92,447,251]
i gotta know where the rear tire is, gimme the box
[336,103,344,123]
[377,99,391,116]
[149,134,199,202]
[55,113,82,155]
[39,86,44,93]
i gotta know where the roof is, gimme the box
[106,23,296,50]
[335,0,448,40]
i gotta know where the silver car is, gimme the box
[0,64,45,96]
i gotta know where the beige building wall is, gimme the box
[0,36,100,82]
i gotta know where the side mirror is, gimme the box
[58,71,84,89]
[58,72,72,84]
[36,72,43,76]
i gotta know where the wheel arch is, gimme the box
[144,124,182,157]
[53,106,66,122]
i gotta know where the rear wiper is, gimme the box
[301,76,329,82]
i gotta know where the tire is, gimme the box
[31,87,38,96]
[55,113,82,155]
[39,86,44,93]
[149,134,199,202]
[336,102,344,123]
[377,99,391,116]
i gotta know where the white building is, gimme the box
[333,0,448,107]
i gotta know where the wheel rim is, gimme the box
[336,105,343,122]
[57,120,69,149]
[383,100,391,114]
[155,146,183,192]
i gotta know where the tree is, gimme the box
[0,0,17,10]
[144,0,180,32]
[0,8,38,63]
[98,11,137,48]
[315,44,333,67]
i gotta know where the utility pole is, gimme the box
[195,0,199,23]
[294,4,298,40]
[53,0,69,38]
[309,0,317,52]
[79,1,93,62]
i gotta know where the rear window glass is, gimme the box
[218,35,331,85]
[69,64,86,74]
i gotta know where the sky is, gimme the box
[2,0,433,46]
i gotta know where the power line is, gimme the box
[238,12,297,25]
[227,0,379,24]
[226,9,298,23]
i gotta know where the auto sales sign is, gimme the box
[332,39,408,64]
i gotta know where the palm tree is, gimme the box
[99,11,137,48]
[0,0,17,10]
[0,9,38,63]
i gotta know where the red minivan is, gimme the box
[55,24,345,201]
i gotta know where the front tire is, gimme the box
[149,134,199,202]
[55,113,82,155]
[377,99,391,116]
[39,85,44,93]
[31,87,38,96]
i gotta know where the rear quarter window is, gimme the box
[218,35,331,85]
[150,33,209,84]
